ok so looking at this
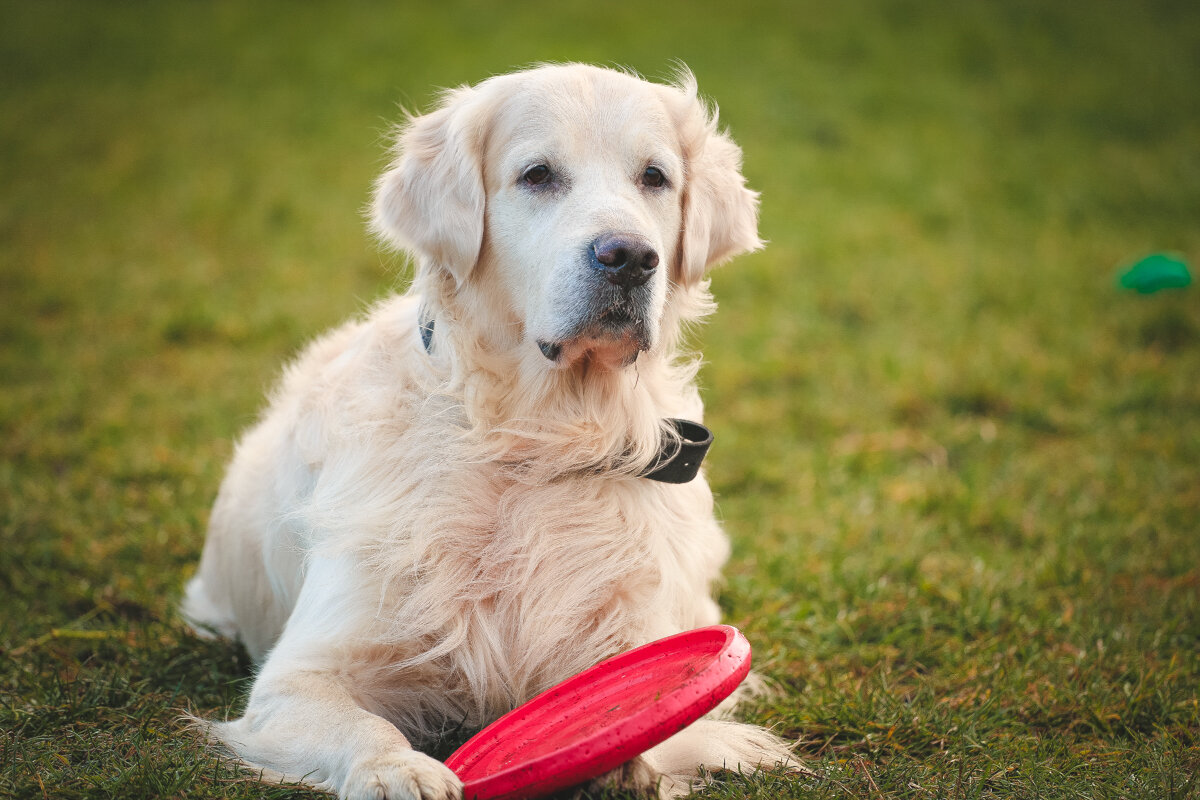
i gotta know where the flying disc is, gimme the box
[444,624,752,800]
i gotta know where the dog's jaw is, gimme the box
[538,334,646,371]
[535,309,651,371]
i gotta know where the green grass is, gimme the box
[2,0,1198,797]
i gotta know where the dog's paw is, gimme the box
[340,750,462,800]
[571,755,667,798]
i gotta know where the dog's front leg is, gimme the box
[215,667,461,800]
[210,555,463,800]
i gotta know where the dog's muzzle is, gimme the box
[534,233,660,366]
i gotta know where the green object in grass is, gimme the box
[1118,253,1192,293]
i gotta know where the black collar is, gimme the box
[418,311,712,483]
[641,418,713,483]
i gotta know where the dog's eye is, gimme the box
[642,166,667,188]
[522,164,552,186]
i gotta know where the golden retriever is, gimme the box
[183,63,791,799]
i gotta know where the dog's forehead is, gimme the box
[484,70,680,172]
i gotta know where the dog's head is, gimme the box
[372,64,760,371]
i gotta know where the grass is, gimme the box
[2,0,1198,797]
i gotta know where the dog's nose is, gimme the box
[592,234,658,290]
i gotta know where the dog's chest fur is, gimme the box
[269,299,727,722]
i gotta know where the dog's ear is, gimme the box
[663,72,763,285]
[371,86,488,286]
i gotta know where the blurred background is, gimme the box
[2,1,1198,797]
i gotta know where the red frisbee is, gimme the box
[444,625,752,800]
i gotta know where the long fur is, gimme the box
[182,64,792,800]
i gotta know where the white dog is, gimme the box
[183,64,791,800]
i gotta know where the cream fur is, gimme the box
[182,64,790,800]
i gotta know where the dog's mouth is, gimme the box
[537,304,650,369]
[597,305,637,330]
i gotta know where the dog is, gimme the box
[182,63,792,800]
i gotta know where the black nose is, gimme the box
[592,234,659,290]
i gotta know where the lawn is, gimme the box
[2,1,1198,798]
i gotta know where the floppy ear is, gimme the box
[371,86,487,286]
[667,74,763,285]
